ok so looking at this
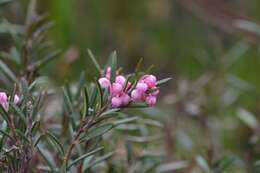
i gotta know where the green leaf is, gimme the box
[16,129,30,143]
[64,83,73,101]
[234,20,260,36]
[123,76,130,91]
[83,152,114,170]
[38,146,57,172]
[80,124,114,143]
[95,79,103,108]
[34,134,45,147]
[96,109,119,122]
[68,147,104,169]
[145,64,154,73]
[237,108,258,130]
[0,120,7,149]
[196,155,211,173]
[0,20,23,34]
[31,120,41,135]
[87,49,102,74]
[0,104,10,123]
[108,51,117,82]
[31,50,61,70]
[25,0,37,27]
[82,86,89,119]
[75,71,86,99]
[127,102,148,108]
[10,103,26,125]
[37,166,55,172]
[20,78,30,104]
[139,118,163,128]
[32,93,43,120]
[10,46,20,61]
[0,59,18,83]
[100,108,120,117]
[89,84,98,109]
[254,160,260,167]
[102,88,109,106]
[223,41,250,69]
[32,21,54,41]
[156,77,172,86]
[134,57,143,73]
[126,135,161,143]
[113,117,138,126]
[9,86,16,104]
[214,156,235,173]
[128,79,138,93]
[156,161,189,172]
[0,129,14,141]
[62,86,75,115]
[46,131,64,156]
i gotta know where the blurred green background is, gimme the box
[1,0,260,172]
[3,0,258,86]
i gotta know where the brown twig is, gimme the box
[62,104,109,170]
[9,114,21,147]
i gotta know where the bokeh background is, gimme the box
[1,0,260,172]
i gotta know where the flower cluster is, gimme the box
[98,67,159,108]
[0,92,19,111]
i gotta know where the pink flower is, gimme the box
[121,93,131,105]
[105,67,111,79]
[8,94,20,105]
[98,77,111,89]
[131,89,143,101]
[14,95,20,105]
[99,67,160,108]
[136,82,148,92]
[0,92,8,111]
[143,75,157,88]
[111,83,123,95]
[115,75,126,86]
[111,97,122,108]
[145,95,156,106]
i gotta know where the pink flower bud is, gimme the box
[105,74,110,79]
[0,92,8,111]
[98,77,111,88]
[105,67,111,79]
[111,97,122,108]
[14,95,20,104]
[8,94,20,105]
[121,93,131,105]
[131,89,143,101]
[136,82,148,92]
[145,95,157,106]
[0,92,7,101]
[115,75,126,85]
[144,75,157,88]
[111,83,123,95]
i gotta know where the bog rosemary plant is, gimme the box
[0,1,170,173]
